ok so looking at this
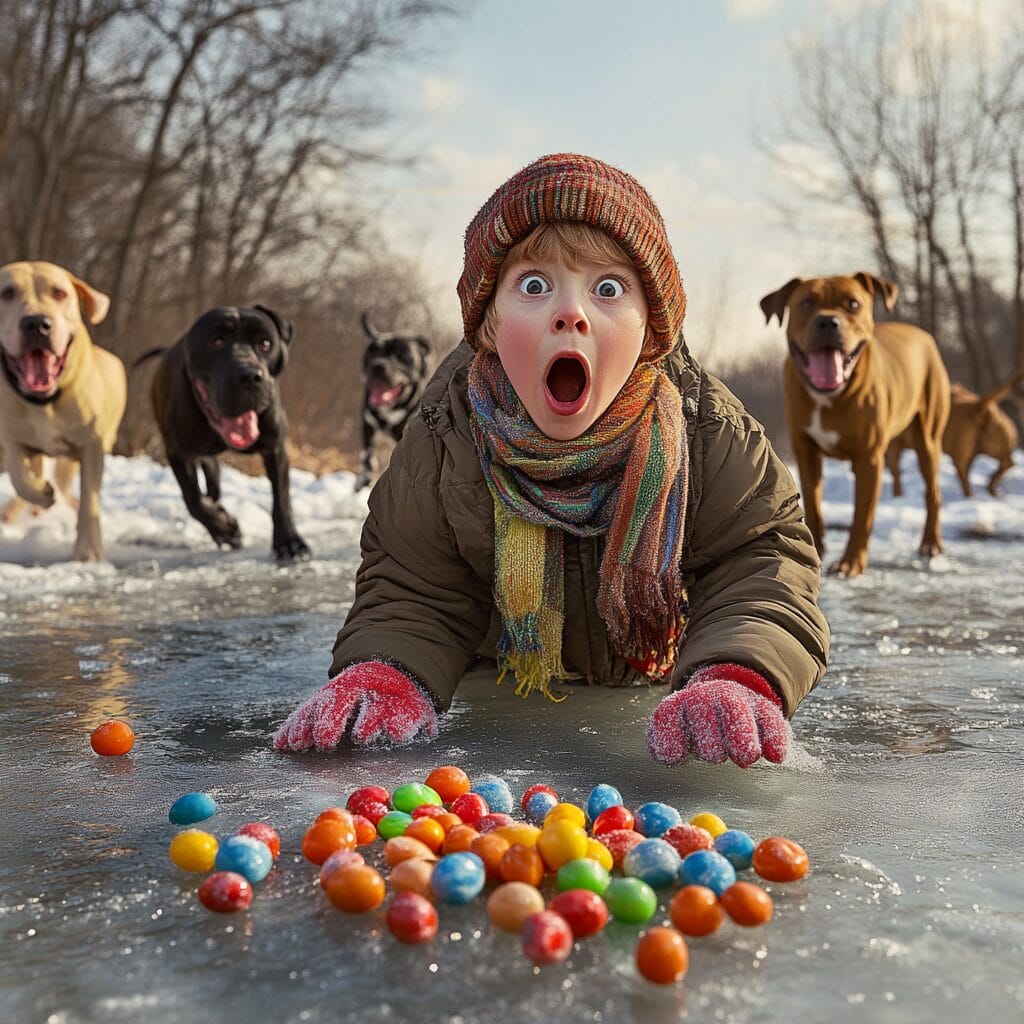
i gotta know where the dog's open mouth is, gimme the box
[544,354,590,415]
[368,379,408,410]
[4,347,67,395]
[796,342,865,393]
[194,380,260,450]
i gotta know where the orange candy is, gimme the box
[442,824,480,855]
[352,814,377,846]
[425,765,471,803]
[90,720,135,756]
[383,836,438,866]
[433,812,464,834]
[471,833,511,881]
[669,885,725,937]
[499,843,545,887]
[404,817,446,853]
[321,864,386,913]
[302,817,357,865]
[636,926,690,985]
[752,837,809,882]
[486,881,545,932]
[389,857,436,899]
[720,881,773,926]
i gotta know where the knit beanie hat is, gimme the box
[458,153,686,356]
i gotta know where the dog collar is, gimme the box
[1,352,63,405]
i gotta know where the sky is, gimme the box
[353,0,853,367]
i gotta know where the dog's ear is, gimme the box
[68,272,110,325]
[854,272,899,312]
[759,279,802,325]
[361,312,383,343]
[254,305,293,376]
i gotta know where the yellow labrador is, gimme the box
[0,261,126,561]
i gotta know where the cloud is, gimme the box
[726,0,786,21]
[415,76,464,116]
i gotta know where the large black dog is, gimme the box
[355,313,431,491]
[135,305,310,560]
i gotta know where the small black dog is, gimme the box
[135,305,311,560]
[355,312,431,490]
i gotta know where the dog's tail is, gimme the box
[132,347,168,370]
[978,367,1024,407]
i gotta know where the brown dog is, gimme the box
[0,261,126,561]
[888,369,1023,498]
[760,273,950,578]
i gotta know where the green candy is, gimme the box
[391,783,443,814]
[376,810,413,840]
[556,857,611,894]
[602,877,658,923]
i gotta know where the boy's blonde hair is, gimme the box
[475,222,656,356]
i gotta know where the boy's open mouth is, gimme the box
[544,353,590,416]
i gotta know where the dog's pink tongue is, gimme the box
[223,411,260,450]
[369,382,403,408]
[806,349,845,391]
[23,349,61,391]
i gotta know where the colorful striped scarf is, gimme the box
[469,350,688,700]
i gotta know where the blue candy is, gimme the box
[633,801,682,838]
[714,829,756,871]
[622,838,681,888]
[678,849,737,895]
[471,775,514,815]
[586,783,623,824]
[214,835,273,884]
[525,790,559,826]
[168,792,217,825]
[430,852,486,904]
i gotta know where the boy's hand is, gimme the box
[273,661,438,751]
[646,663,789,768]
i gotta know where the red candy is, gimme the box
[596,828,644,868]
[347,786,391,822]
[520,784,558,812]
[548,889,609,939]
[591,805,634,835]
[198,871,253,912]
[449,793,488,825]
[662,823,714,858]
[237,822,280,860]
[411,804,448,821]
[90,720,135,756]
[476,812,515,833]
[521,910,574,965]
[386,892,439,944]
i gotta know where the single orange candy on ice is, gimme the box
[322,864,385,913]
[302,817,356,865]
[425,765,471,803]
[90,720,135,756]
[720,881,774,926]
[752,837,809,882]
[636,926,690,984]
[669,885,725,937]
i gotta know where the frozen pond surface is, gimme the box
[1,453,1022,1024]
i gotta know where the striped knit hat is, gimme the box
[458,153,686,356]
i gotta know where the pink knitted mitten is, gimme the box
[646,663,789,767]
[273,661,438,751]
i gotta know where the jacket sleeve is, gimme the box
[673,378,829,717]
[329,414,494,711]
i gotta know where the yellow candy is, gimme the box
[493,823,541,848]
[689,812,727,838]
[586,837,614,872]
[543,802,586,828]
[537,819,589,870]
[169,829,219,872]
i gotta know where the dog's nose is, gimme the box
[21,314,53,339]
[237,365,265,387]
[814,315,841,336]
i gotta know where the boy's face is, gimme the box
[491,254,648,440]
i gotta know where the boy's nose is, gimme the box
[551,299,590,335]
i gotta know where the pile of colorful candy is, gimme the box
[168,768,809,985]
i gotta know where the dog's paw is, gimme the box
[274,535,312,562]
[918,539,944,558]
[828,557,865,578]
[37,482,56,509]
[208,507,242,549]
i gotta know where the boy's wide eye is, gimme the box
[595,277,624,299]
[518,274,549,296]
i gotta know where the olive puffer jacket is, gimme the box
[331,341,830,718]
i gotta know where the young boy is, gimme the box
[275,153,829,767]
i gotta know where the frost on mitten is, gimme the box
[273,660,438,752]
[646,663,790,768]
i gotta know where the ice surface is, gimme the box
[0,451,1022,1023]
